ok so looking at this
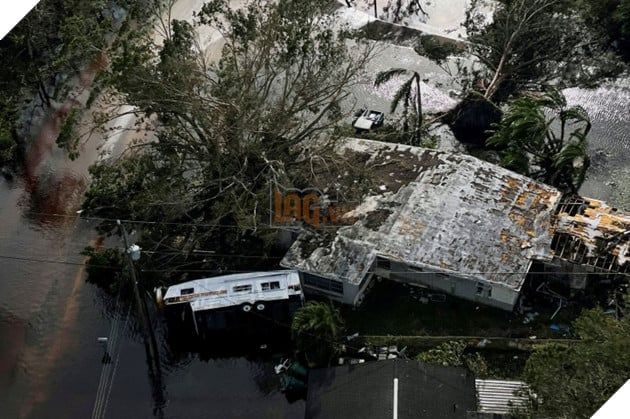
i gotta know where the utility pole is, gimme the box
[374,0,378,18]
[117,220,165,416]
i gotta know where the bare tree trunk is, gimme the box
[484,53,507,100]
[483,25,517,100]
[38,80,52,108]
[374,0,378,18]
[415,74,422,144]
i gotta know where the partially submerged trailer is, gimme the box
[159,270,304,335]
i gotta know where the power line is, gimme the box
[20,210,290,230]
[0,253,121,270]
[99,305,132,419]
[0,252,628,278]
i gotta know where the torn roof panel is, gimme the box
[282,138,562,290]
[552,197,630,272]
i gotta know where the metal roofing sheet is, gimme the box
[475,379,531,414]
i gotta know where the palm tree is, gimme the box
[487,89,591,193]
[374,68,423,145]
[291,301,344,367]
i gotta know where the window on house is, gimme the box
[377,257,391,270]
[233,284,252,293]
[180,288,194,295]
[302,273,343,295]
[330,280,344,294]
[270,281,280,289]
[476,282,492,298]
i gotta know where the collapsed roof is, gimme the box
[552,196,630,273]
[282,138,562,291]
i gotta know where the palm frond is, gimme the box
[374,68,409,87]
[561,105,591,134]
[554,141,588,169]
[537,87,566,110]
[391,77,414,113]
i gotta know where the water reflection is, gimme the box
[564,79,630,206]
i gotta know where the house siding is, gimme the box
[377,260,519,311]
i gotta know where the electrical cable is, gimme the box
[0,252,628,277]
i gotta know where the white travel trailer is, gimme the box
[159,270,304,335]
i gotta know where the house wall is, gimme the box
[299,272,347,303]
[297,260,521,311]
[298,270,376,306]
[535,259,593,289]
[375,260,519,311]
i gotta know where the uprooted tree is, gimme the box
[465,0,623,103]
[83,0,372,276]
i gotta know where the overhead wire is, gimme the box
[20,209,294,230]
[91,284,132,419]
[0,252,628,277]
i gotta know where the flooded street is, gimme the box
[1,83,626,418]
[0,111,303,418]
[0,16,302,416]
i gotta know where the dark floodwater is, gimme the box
[0,110,303,418]
[565,80,630,206]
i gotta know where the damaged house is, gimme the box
[280,139,630,311]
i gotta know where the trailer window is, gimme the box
[261,281,281,291]
[180,288,194,295]
[233,284,252,293]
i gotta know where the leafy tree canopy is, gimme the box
[291,301,344,367]
[575,0,630,62]
[523,309,630,418]
[84,0,371,274]
[374,68,423,145]
[0,0,155,167]
[417,341,489,377]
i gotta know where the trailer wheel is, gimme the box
[242,304,252,313]
[256,303,265,311]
